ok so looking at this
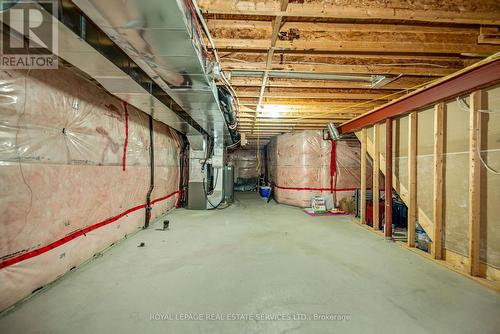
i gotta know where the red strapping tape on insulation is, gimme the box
[273,140,350,192]
[0,190,180,270]
[330,140,336,193]
[273,185,359,192]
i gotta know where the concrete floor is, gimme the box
[1,192,499,334]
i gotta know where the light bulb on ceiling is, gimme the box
[259,105,287,118]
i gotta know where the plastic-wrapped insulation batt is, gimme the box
[0,67,182,311]
[266,131,371,207]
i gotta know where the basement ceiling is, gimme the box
[199,0,500,146]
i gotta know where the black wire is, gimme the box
[202,175,223,209]
[201,137,214,172]
[211,167,219,193]
[202,167,233,210]
[144,114,155,228]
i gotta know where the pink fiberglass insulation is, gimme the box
[227,149,264,191]
[0,67,182,311]
[266,131,371,208]
[227,149,262,180]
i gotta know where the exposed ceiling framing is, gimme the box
[199,0,500,146]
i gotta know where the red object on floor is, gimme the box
[366,202,374,226]
[365,201,384,227]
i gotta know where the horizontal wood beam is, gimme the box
[239,116,337,121]
[241,97,385,106]
[236,90,405,100]
[199,1,500,25]
[238,119,340,124]
[215,39,499,56]
[238,112,358,119]
[208,20,500,54]
[209,19,483,37]
[239,123,326,127]
[228,76,435,90]
[220,51,481,63]
[222,61,457,76]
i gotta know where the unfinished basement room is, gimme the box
[1,0,500,333]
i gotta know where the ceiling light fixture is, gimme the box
[259,104,288,118]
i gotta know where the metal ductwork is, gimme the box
[0,0,201,135]
[327,122,341,140]
[72,0,233,143]
[2,0,237,210]
[69,1,239,209]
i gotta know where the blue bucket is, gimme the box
[259,186,271,198]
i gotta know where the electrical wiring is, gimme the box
[225,139,241,151]
[258,54,500,130]
[256,121,262,173]
[202,167,231,210]
[456,96,500,175]
[280,78,439,128]
[202,177,222,209]
[201,136,214,172]
[371,63,448,68]
[222,57,449,68]
[190,0,241,128]
[477,115,500,175]
[457,96,500,114]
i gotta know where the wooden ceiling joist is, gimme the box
[227,76,434,90]
[339,58,500,133]
[235,87,405,100]
[200,0,500,142]
[199,0,500,25]
[208,19,500,54]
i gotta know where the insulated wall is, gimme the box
[266,131,367,208]
[227,149,262,191]
[360,84,500,286]
[0,67,182,311]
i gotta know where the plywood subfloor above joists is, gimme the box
[208,20,500,55]
[225,75,435,90]
[235,87,406,100]
[200,0,500,137]
[219,52,479,76]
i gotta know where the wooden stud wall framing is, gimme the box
[468,90,482,276]
[360,128,367,225]
[344,75,500,292]
[384,118,393,239]
[432,103,445,259]
[372,124,380,231]
[354,90,500,290]
[407,112,417,247]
